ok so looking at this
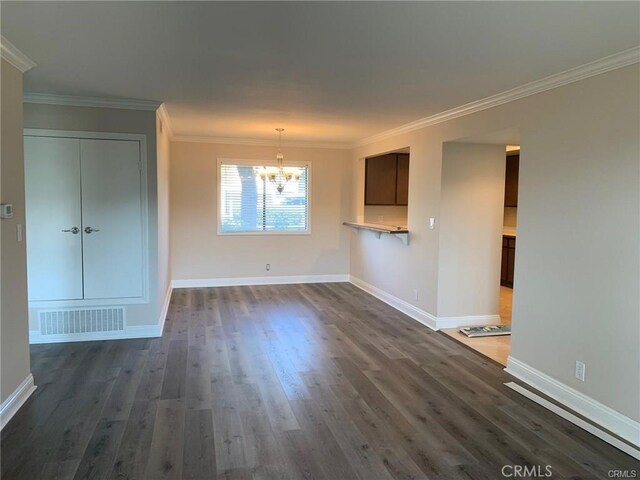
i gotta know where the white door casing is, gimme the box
[24,136,84,301]
[80,139,144,299]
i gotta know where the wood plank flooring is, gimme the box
[2,283,637,479]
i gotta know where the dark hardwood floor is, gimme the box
[1,283,637,479]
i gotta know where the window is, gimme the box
[219,160,310,234]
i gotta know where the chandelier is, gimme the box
[259,128,301,193]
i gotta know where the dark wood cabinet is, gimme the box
[504,153,519,207]
[501,235,516,287]
[395,154,409,205]
[365,153,409,206]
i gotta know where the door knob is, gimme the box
[84,227,100,234]
[62,227,80,234]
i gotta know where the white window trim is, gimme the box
[217,157,312,236]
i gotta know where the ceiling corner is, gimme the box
[0,35,36,73]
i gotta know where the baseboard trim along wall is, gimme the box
[0,374,36,430]
[435,314,501,329]
[349,275,438,330]
[157,285,173,336]
[505,381,640,461]
[29,324,162,344]
[348,275,500,331]
[506,356,640,450]
[28,286,174,344]
[171,274,350,289]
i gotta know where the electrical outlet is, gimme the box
[575,361,586,381]
[413,289,418,301]
[266,263,271,271]
[377,215,384,222]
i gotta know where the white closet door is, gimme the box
[80,139,143,299]
[24,136,83,301]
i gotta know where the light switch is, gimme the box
[0,203,13,219]
[17,224,23,242]
[429,218,436,229]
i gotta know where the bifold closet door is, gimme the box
[24,136,84,301]
[80,139,143,299]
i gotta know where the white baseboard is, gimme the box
[172,274,350,289]
[29,288,174,344]
[349,275,438,330]
[158,285,173,335]
[348,275,500,331]
[435,314,502,329]
[125,324,163,338]
[29,324,162,344]
[1,374,36,430]
[505,382,640,460]
[506,356,640,449]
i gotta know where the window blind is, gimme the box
[220,163,309,233]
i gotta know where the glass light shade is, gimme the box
[257,129,302,193]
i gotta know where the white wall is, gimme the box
[23,103,160,328]
[363,205,408,226]
[0,59,31,404]
[437,142,505,318]
[170,141,351,282]
[349,65,640,423]
[511,67,640,421]
[156,113,171,314]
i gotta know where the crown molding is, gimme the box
[0,36,36,73]
[157,103,174,137]
[23,92,161,111]
[353,46,640,147]
[17,46,638,149]
[171,134,351,150]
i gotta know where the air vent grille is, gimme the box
[39,307,125,335]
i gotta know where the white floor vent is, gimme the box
[39,307,126,336]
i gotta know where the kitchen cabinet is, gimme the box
[395,154,409,205]
[501,235,516,287]
[365,153,409,206]
[504,153,519,207]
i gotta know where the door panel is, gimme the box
[80,139,143,299]
[24,136,83,301]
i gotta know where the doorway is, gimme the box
[441,142,520,366]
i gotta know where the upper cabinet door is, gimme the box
[80,139,143,299]
[395,154,410,206]
[24,136,84,301]
[365,154,398,205]
[504,154,519,207]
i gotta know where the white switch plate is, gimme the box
[575,361,586,381]
[0,203,13,219]
[429,217,436,229]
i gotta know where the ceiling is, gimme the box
[2,2,639,144]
